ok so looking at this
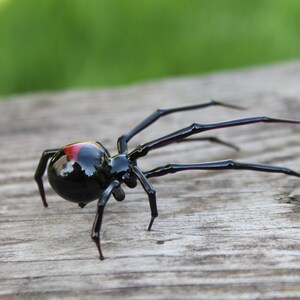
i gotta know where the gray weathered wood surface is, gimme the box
[1,61,300,299]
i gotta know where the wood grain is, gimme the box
[1,61,300,299]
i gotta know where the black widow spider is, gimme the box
[35,100,300,260]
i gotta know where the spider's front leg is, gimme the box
[117,100,245,154]
[176,137,240,152]
[129,116,300,160]
[91,180,120,260]
[132,166,158,230]
[144,160,300,179]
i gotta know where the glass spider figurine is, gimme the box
[35,100,300,260]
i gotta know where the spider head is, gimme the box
[47,141,111,204]
[109,154,137,188]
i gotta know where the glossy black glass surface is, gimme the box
[48,142,110,204]
[34,100,300,260]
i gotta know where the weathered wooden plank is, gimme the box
[1,61,300,299]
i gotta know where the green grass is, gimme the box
[0,0,300,96]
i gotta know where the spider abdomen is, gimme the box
[47,141,110,204]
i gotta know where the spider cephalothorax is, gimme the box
[35,100,300,260]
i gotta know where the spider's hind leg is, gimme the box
[34,149,59,207]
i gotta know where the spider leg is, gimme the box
[129,116,300,160]
[176,137,240,151]
[132,166,158,231]
[34,149,59,207]
[117,100,245,154]
[144,160,300,179]
[91,180,120,260]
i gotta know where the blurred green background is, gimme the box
[0,0,300,96]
